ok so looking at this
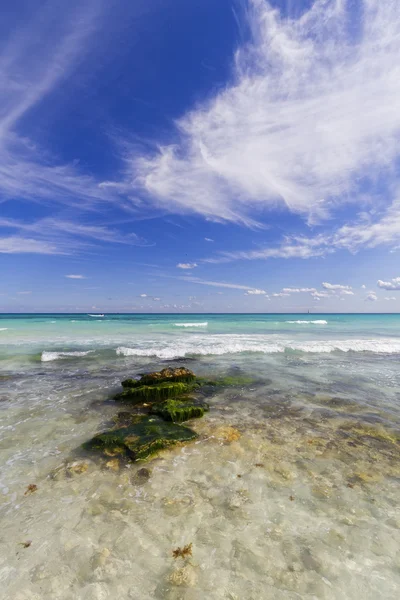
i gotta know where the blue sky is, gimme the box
[1,0,400,313]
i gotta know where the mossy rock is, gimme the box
[115,381,193,404]
[197,375,255,387]
[151,398,209,423]
[84,416,198,461]
[122,367,195,389]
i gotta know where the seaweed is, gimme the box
[84,416,198,462]
[151,398,209,423]
[115,382,193,404]
[196,375,255,387]
[24,484,37,496]
[172,543,193,559]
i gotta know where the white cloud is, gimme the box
[384,296,396,300]
[0,236,63,254]
[311,291,330,298]
[0,217,147,255]
[245,289,267,295]
[17,291,32,295]
[322,282,352,291]
[361,284,366,289]
[177,263,198,269]
[282,287,316,293]
[65,274,86,279]
[179,276,266,293]
[0,2,115,209]
[140,293,148,297]
[377,277,400,290]
[272,292,290,297]
[129,0,400,229]
[366,292,378,302]
[204,238,214,242]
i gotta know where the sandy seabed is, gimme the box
[1,355,400,600]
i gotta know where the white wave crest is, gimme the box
[174,322,208,327]
[41,350,93,362]
[0,328,8,331]
[116,336,400,359]
[286,320,328,324]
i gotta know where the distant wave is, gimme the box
[88,314,104,317]
[41,350,93,362]
[174,322,208,327]
[0,328,8,331]
[116,336,400,359]
[286,320,328,325]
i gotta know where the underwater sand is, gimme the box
[0,314,400,599]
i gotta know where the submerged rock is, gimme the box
[151,398,209,423]
[115,381,193,404]
[84,416,198,461]
[122,367,195,389]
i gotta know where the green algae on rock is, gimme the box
[84,416,198,461]
[196,375,256,387]
[122,367,195,389]
[115,381,193,403]
[151,398,209,423]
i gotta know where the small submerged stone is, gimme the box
[131,467,151,485]
[84,416,198,462]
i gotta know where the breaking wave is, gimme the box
[286,320,328,324]
[174,322,208,327]
[41,351,93,362]
[0,328,8,331]
[116,336,400,360]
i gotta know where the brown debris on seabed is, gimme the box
[24,484,37,495]
[172,542,193,559]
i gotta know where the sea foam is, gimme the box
[174,322,208,327]
[116,336,400,359]
[286,320,328,324]
[41,350,93,362]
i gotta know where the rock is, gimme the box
[131,467,151,485]
[122,367,195,388]
[151,398,209,423]
[115,382,192,404]
[84,416,198,461]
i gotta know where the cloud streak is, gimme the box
[129,0,400,231]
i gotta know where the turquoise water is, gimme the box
[1,314,400,599]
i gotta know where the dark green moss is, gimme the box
[84,416,198,461]
[196,375,255,387]
[115,381,193,404]
[121,378,141,389]
[151,398,209,423]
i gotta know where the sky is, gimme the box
[1,0,400,313]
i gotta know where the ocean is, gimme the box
[1,313,399,599]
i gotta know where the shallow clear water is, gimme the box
[1,314,399,599]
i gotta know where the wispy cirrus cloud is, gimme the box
[128,0,400,232]
[179,275,267,294]
[0,236,63,254]
[65,275,86,279]
[0,1,112,208]
[0,216,147,254]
